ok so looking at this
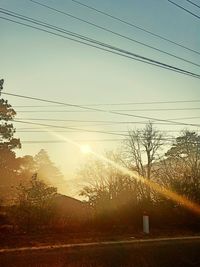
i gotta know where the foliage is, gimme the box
[0,98,21,149]
[0,95,21,200]
[80,153,136,206]
[1,87,200,233]
[11,174,57,231]
[78,126,200,231]
[79,152,139,229]
[34,149,66,189]
[157,131,200,203]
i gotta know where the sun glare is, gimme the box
[49,131,200,215]
[80,144,92,154]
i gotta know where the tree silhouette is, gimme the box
[163,130,200,202]
[0,81,21,201]
[34,149,66,192]
[12,173,57,231]
[123,122,163,206]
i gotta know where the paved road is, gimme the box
[0,235,200,254]
[0,236,200,267]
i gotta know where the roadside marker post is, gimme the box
[143,212,150,234]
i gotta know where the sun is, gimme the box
[80,144,92,154]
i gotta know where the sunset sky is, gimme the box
[1,0,200,197]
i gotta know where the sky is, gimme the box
[1,0,200,197]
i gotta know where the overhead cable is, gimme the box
[13,98,200,107]
[168,0,200,19]
[19,2,199,67]
[185,0,200,9]
[0,11,200,78]
[11,107,200,112]
[3,92,200,128]
[67,0,200,55]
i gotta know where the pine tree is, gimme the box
[0,80,21,200]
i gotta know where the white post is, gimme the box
[143,213,150,234]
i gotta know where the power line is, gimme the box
[13,119,129,137]
[112,110,200,127]
[12,99,200,107]
[14,138,200,145]
[11,107,200,112]
[185,0,200,9]
[14,126,200,134]
[113,108,200,112]
[12,119,200,139]
[168,0,200,19]
[11,126,192,137]
[21,139,124,143]
[13,130,176,134]
[0,13,200,79]
[3,92,200,128]
[0,16,179,76]
[15,118,148,124]
[15,120,122,128]
[1,9,200,77]
[89,101,200,106]
[14,120,186,137]
[15,128,189,133]
[25,2,200,67]
[15,127,199,132]
[69,0,200,55]
[19,139,171,144]
[171,116,200,120]
[13,124,200,133]
[14,116,200,124]
[1,91,103,112]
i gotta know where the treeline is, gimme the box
[0,96,66,202]
[78,124,200,232]
[1,88,200,234]
[0,93,71,232]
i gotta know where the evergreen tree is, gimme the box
[0,80,21,200]
[34,149,67,192]
[164,130,200,202]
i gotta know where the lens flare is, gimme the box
[91,152,200,215]
[48,130,200,215]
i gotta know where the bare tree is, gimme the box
[78,151,137,210]
[123,122,164,204]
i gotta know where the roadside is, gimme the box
[1,232,200,254]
